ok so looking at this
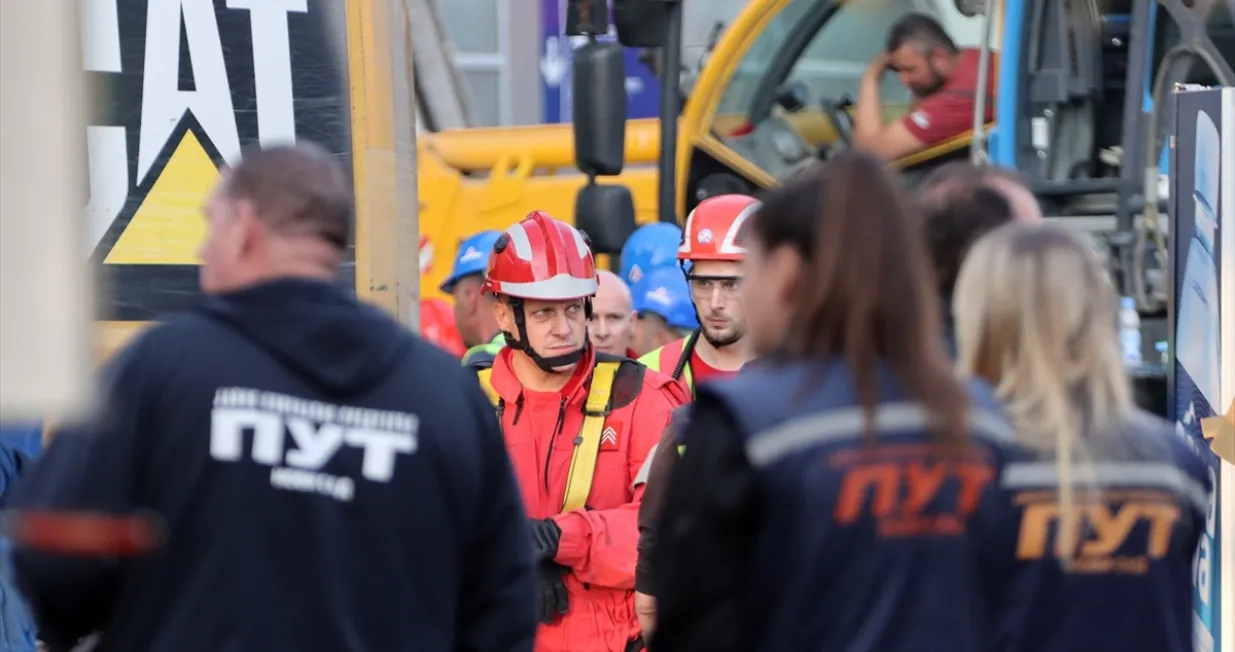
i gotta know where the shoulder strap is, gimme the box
[673,337,697,455]
[664,336,696,396]
[476,368,500,407]
[561,360,621,513]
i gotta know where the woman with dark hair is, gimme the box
[648,153,1015,652]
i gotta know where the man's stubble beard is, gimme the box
[702,324,744,349]
[915,65,948,98]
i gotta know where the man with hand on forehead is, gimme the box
[854,12,995,160]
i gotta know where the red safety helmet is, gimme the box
[482,211,598,372]
[419,298,464,357]
[483,211,598,300]
[678,194,761,262]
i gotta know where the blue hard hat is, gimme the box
[620,223,682,286]
[440,230,502,293]
[632,266,698,330]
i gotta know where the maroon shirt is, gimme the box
[901,48,995,146]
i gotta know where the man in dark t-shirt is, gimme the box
[853,12,995,160]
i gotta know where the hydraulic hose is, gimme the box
[671,328,701,381]
[1134,43,1233,312]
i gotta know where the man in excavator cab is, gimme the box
[470,211,688,652]
[632,194,762,641]
[854,12,995,161]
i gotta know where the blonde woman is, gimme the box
[953,222,1212,652]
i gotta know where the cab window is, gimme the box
[712,0,987,178]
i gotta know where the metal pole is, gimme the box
[345,0,420,330]
[394,0,420,330]
[656,1,683,224]
[970,2,996,164]
[0,0,93,420]
[1115,0,1155,305]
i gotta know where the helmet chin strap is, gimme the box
[501,296,593,373]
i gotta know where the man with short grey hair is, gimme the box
[589,270,637,358]
[197,142,353,293]
[9,143,537,652]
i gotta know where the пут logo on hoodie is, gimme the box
[209,387,419,502]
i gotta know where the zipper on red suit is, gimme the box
[543,398,567,495]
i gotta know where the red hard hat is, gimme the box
[419,298,464,357]
[483,211,598,300]
[678,194,761,262]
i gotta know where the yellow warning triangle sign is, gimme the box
[105,131,219,265]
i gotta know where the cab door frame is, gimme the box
[677,0,999,215]
[675,0,799,217]
[740,3,843,132]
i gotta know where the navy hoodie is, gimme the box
[8,279,536,652]
[988,409,1212,652]
[651,359,1015,652]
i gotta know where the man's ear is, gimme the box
[493,299,515,334]
[931,46,952,68]
[772,246,805,305]
[457,279,479,310]
[234,199,265,257]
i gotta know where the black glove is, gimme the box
[536,562,570,624]
[529,518,562,562]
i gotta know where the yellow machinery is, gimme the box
[418,0,1233,304]
[416,0,997,299]
[416,118,661,294]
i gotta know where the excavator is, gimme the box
[415,0,1235,313]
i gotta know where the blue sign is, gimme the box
[540,0,661,124]
[1169,87,1228,652]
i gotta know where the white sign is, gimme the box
[210,388,419,502]
[83,0,306,251]
[540,36,567,88]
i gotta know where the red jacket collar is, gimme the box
[490,344,597,405]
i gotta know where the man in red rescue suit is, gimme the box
[472,211,688,652]
[631,194,762,641]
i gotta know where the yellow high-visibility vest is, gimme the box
[638,338,694,395]
[638,339,693,457]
